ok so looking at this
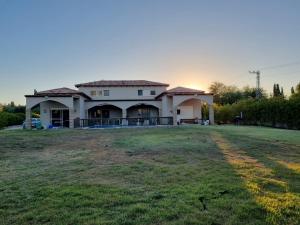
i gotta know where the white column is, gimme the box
[173,106,178,125]
[209,104,214,125]
[25,108,32,129]
[69,108,74,128]
[122,108,128,125]
[79,98,85,119]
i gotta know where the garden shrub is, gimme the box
[0,112,25,129]
[214,97,300,129]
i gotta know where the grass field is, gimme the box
[0,126,299,225]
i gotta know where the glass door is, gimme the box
[51,109,69,127]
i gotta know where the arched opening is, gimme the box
[176,98,203,124]
[85,104,123,127]
[174,97,214,125]
[126,104,159,126]
[27,100,70,128]
[126,104,159,118]
[88,104,122,119]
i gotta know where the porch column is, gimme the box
[173,106,178,125]
[122,108,128,125]
[69,107,74,128]
[209,104,214,125]
[25,108,32,129]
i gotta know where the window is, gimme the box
[150,90,156,95]
[98,90,102,96]
[103,90,110,96]
[138,90,143,96]
[177,109,181,115]
[90,90,96,96]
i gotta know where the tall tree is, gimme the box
[296,82,300,93]
[280,87,284,97]
[273,83,283,97]
[291,86,295,95]
[208,82,226,104]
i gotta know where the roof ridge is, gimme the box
[75,80,169,87]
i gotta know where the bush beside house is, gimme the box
[0,102,26,129]
[0,112,25,129]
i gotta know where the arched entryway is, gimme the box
[126,104,159,118]
[173,97,214,125]
[85,104,123,126]
[88,104,122,119]
[126,104,159,126]
[176,98,202,123]
[26,100,71,128]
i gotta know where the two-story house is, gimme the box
[25,80,214,128]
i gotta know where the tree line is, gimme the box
[210,82,300,129]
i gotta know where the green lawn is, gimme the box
[0,126,299,225]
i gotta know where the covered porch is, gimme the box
[25,87,88,129]
[159,87,214,125]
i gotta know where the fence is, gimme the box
[74,117,173,128]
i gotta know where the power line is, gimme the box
[259,61,300,71]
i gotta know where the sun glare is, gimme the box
[184,84,204,91]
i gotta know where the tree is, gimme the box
[280,87,284,97]
[209,82,266,105]
[209,82,226,104]
[291,87,295,95]
[296,82,300,93]
[242,86,256,99]
[273,83,284,97]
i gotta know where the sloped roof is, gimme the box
[156,86,212,99]
[37,87,81,95]
[165,86,205,94]
[75,80,169,87]
[25,87,91,99]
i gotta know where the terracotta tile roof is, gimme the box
[155,86,212,99]
[75,80,169,87]
[165,86,205,94]
[25,87,91,99]
[37,87,81,95]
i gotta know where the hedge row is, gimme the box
[214,96,300,129]
[0,112,25,129]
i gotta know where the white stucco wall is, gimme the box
[78,86,167,100]
[177,105,193,121]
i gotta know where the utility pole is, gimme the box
[249,70,261,99]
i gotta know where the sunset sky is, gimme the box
[0,0,300,104]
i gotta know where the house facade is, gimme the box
[25,80,214,128]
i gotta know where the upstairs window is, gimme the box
[98,90,102,96]
[90,90,96,96]
[103,90,110,96]
[138,90,143,96]
[177,109,181,115]
[150,90,156,95]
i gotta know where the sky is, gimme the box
[0,0,300,104]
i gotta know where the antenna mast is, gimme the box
[249,70,261,99]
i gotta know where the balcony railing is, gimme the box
[74,117,173,128]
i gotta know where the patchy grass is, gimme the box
[0,126,299,225]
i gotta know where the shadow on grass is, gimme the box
[210,131,300,225]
